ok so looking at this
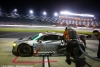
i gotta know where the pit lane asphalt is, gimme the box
[0,32,97,40]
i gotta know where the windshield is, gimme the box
[31,34,40,40]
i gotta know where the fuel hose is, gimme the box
[79,45,100,62]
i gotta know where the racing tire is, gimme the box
[17,44,33,57]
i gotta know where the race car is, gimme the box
[12,32,87,57]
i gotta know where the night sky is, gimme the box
[0,0,100,19]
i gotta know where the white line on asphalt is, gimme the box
[44,56,49,67]
[0,32,20,36]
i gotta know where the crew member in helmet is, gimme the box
[64,27,80,65]
[93,30,100,59]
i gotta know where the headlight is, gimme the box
[12,43,16,47]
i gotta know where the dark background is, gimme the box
[0,0,100,20]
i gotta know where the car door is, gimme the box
[35,35,53,52]
[42,35,61,47]
[34,35,45,49]
[35,34,62,52]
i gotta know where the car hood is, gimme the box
[15,36,36,46]
[18,36,32,41]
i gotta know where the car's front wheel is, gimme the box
[17,43,33,57]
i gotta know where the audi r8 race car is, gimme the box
[12,32,87,57]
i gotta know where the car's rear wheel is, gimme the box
[18,44,33,57]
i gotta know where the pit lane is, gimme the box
[0,32,100,67]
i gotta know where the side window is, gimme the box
[53,35,60,40]
[57,36,64,40]
[42,35,57,40]
[60,36,64,40]
[42,35,49,41]
[42,35,62,40]
[48,35,57,40]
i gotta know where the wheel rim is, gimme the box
[18,45,31,56]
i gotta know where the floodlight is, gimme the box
[14,9,17,12]
[43,11,47,15]
[54,12,58,16]
[30,10,33,14]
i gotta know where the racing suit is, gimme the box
[63,30,70,41]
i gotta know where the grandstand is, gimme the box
[0,16,52,26]
[0,12,100,29]
[53,12,100,28]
